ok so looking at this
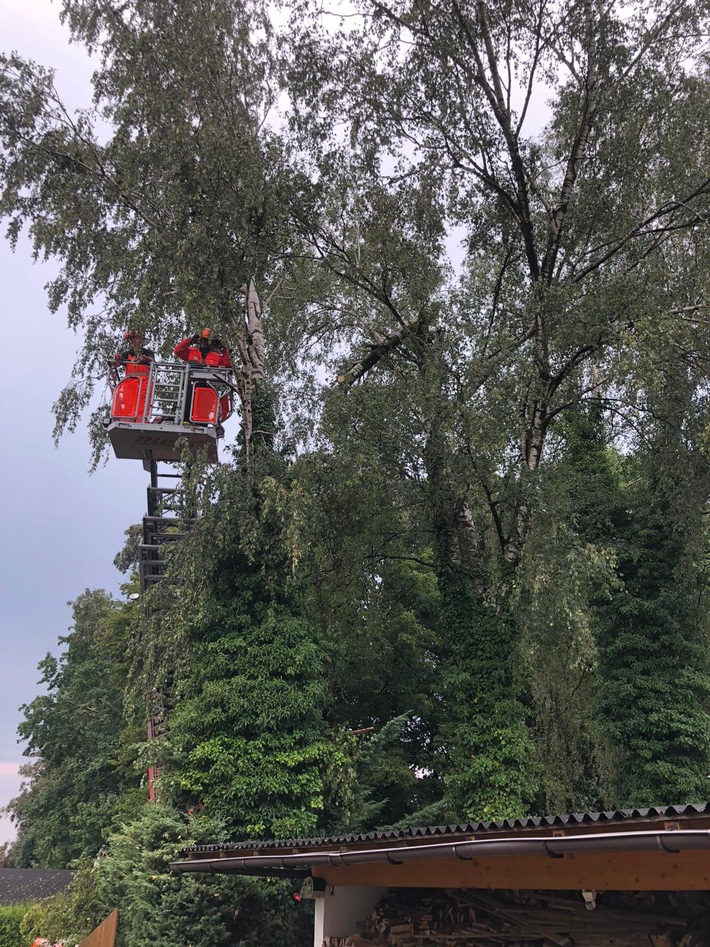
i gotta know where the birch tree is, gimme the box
[282,0,710,817]
[0,0,286,460]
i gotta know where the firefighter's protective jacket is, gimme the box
[173,338,232,368]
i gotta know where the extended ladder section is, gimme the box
[140,460,197,801]
[107,360,233,465]
[139,461,196,595]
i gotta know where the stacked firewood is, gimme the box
[323,889,701,947]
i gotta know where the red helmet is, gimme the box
[124,329,140,340]
[201,328,213,340]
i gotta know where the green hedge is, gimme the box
[0,902,32,947]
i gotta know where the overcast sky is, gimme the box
[0,1,160,845]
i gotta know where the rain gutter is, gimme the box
[171,828,710,877]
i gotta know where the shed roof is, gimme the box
[183,802,710,854]
[173,802,710,892]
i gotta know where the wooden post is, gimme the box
[78,909,118,947]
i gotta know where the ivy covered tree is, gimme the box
[279,0,710,815]
[515,400,621,813]
[2,4,710,916]
[294,388,445,826]
[594,408,710,805]
[159,459,336,839]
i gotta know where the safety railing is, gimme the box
[109,360,233,426]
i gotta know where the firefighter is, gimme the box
[173,328,232,425]
[112,329,155,373]
[173,327,232,369]
[110,330,155,422]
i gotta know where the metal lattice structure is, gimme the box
[138,460,197,800]
[139,462,196,595]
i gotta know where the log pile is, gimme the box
[323,889,710,947]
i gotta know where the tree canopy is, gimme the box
[1,0,710,942]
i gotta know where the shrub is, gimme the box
[0,902,32,947]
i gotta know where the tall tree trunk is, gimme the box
[422,351,538,820]
[228,279,272,459]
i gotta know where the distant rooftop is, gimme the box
[0,868,75,906]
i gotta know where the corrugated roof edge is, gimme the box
[183,802,710,854]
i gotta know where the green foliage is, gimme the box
[512,403,621,813]
[0,0,292,464]
[0,840,16,867]
[522,401,710,810]
[282,0,710,823]
[294,389,445,828]
[595,457,710,805]
[171,605,332,838]
[437,578,538,821]
[0,903,31,947]
[21,860,104,947]
[4,11,710,935]
[323,715,441,835]
[10,590,141,867]
[514,522,616,814]
[148,459,334,839]
[21,805,312,947]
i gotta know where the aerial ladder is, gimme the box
[107,355,234,798]
[107,358,233,464]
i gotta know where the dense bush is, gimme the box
[18,805,313,947]
[0,903,32,947]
